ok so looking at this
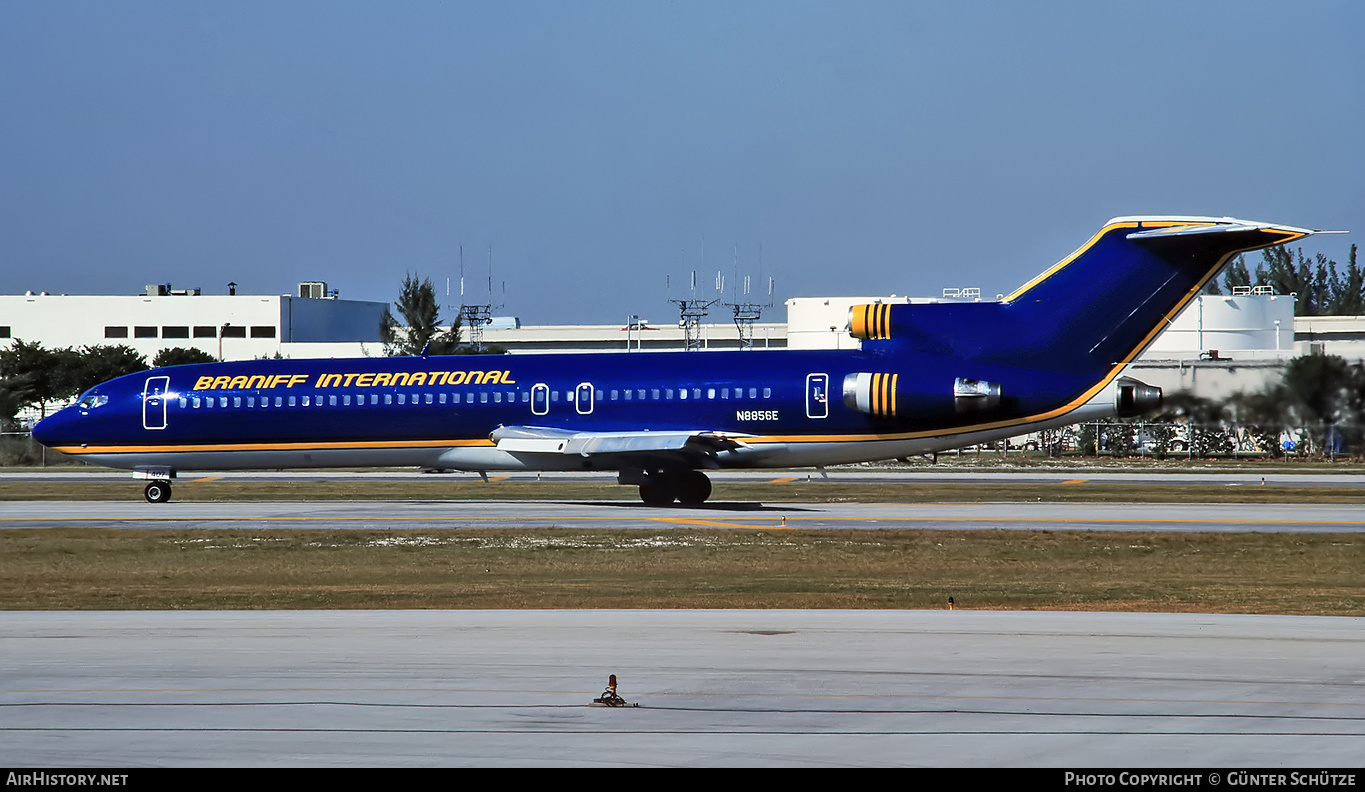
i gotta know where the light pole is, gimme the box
[219,323,231,362]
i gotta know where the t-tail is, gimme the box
[843,216,1319,426]
[851,217,1314,366]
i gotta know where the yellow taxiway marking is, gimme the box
[768,477,799,483]
[647,517,787,530]
[1060,479,1088,485]
[189,476,225,483]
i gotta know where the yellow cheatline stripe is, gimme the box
[1002,221,1141,303]
[52,438,495,455]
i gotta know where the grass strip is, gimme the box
[3,527,1361,615]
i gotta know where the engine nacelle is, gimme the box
[842,373,1005,419]
[1115,377,1162,417]
[842,372,900,416]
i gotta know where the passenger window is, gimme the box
[397,394,406,405]
[707,388,715,399]
[329,395,337,406]
[494,392,502,403]
[247,397,255,407]
[275,396,283,407]
[623,390,632,401]
[453,393,461,404]
[192,397,201,408]
[287,396,296,407]
[439,393,446,404]
[233,397,241,408]
[384,394,392,405]
[763,388,771,398]
[425,393,433,405]
[480,392,488,403]
[666,389,673,399]
[652,389,660,400]
[302,396,311,407]
[693,388,701,400]
[342,395,350,406]
[679,389,687,400]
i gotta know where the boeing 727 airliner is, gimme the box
[33,216,1318,504]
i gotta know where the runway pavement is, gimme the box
[3,498,1363,533]
[2,609,1361,767]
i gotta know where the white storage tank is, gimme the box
[1146,293,1294,354]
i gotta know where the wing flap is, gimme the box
[490,425,750,460]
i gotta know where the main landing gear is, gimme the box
[143,480,172,504]
[631,469,712,506]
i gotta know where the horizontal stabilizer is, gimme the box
[1126,220,1316,242]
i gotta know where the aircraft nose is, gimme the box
[31,407,75,448]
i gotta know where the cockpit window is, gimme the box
[78,393,109,410]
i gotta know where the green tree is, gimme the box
[153,347,217,367]
[1206,255,1252,295]
[0,340,65,419]
[386,273,463,356]
[63,345,148,398]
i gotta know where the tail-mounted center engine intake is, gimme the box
[848,303,893,341]
[1115,377,1162,417]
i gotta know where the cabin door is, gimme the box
[805,373,829,419]
[531,383,550,416]
[142,376,170,430]
[575,382,594,415]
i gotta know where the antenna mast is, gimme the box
[723,245,774,350]
[459,246,496,352]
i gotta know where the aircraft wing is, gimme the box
[490,425,751,468]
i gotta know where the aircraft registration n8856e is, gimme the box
[33,216,1320,504]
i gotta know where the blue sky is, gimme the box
[2,1,1361,324]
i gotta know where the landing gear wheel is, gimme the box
[638,479,676,506]
[144,481,172,504]
[675,471,712,506]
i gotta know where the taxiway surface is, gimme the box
[3,610,1361,767]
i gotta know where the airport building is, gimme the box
[0,282,390,361]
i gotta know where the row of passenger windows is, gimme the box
[178,386,774,410]
[106,325,276,339]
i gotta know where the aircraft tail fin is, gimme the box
[854,217,1319,373]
